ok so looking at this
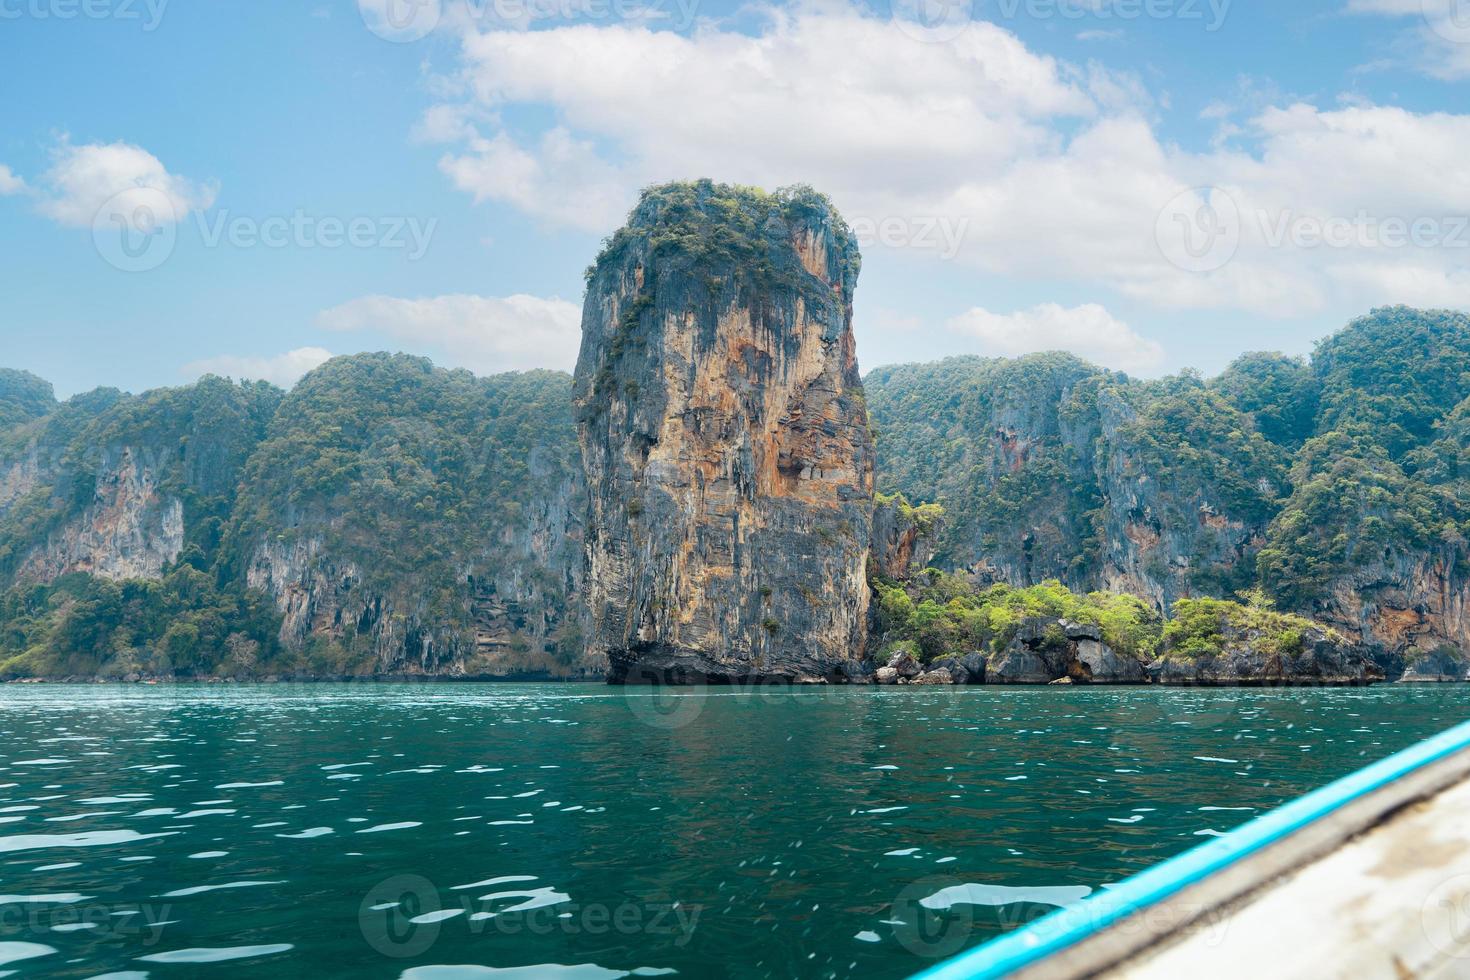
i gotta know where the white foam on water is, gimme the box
[0,830,175,854]
[475,886,571,914]
[920,883,1092,911]
[159,881,283,898]
[0,942,55,967]
[451,876,537,890]
[137,944,293,964]
[356,822,422,834]
[400,966,627,980]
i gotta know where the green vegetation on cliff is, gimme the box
[0,568,281,679]
[872,572,1162,663]
[0,358,583,679]
[865,352,1108,583]
[1163,591,1337,661]
[0,369,56,430]
[2,301,1470,675]
[866,306,1470,656]
[588,179,859,301]
[0,378,283,678]
[225,354,584,675]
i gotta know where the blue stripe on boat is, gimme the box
[911,717,1470,980]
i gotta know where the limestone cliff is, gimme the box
[0,379,278,589]
[1092,383,1286,611]
[230,355,593,678]
[574,181,875,683]
[866,361,1284,612]
[18,447,184,582]
[870,493,943,581]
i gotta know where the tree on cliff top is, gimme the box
[0,369,55,431]
[586,179,859,299]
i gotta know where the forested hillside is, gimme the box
[1,305,1466,679]
[0,356,586,679]
[866,306,1470,668]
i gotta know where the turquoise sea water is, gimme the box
[0,683,1467,978]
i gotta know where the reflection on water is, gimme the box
[0,683,1465,978]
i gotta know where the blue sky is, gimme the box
[2,0,1468,397]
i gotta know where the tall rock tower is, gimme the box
[574,180,876,683]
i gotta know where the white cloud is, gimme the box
[438,128,631,232]
[184,347,335,388]
[947,303,1165,374]
[36,139,215,229]
[315,293,583,374]
[419,5,1470,317]
[1346,0,1470,79]
[0,165,25,196]
[429,9,1103,231]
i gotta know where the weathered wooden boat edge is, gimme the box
[912,717,1470,980]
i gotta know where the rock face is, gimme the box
[1396,646,1467,683]
[1305,543,1470,670]
[864,308,1470,668]
[987,618,1148,684]
[19,447,185,582]
[575,181,875,683]
[870,495,942,580]
[0,379,278,589]
[865,356,1282,608]
[1150,624,1384,685]
[234,357,594,678]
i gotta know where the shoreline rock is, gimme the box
[986,618,1149,685]
[1150,622,1385,686]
